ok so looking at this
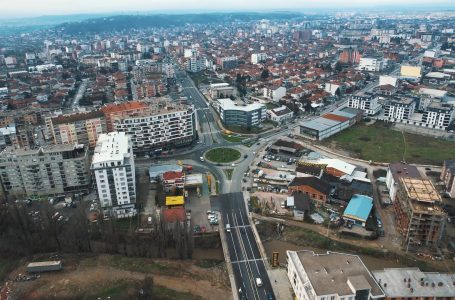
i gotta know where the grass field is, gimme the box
[324,121,455,165]
[104,255,181,276]
[205,147,241,163]
[81,279,203,300]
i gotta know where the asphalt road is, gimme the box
[214,192,275,300]
[72,78,88,108]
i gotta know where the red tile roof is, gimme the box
[322,113,349,122]
[101,101,148,114]
[162,171,184,181]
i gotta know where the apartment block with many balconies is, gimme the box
[347,94,382,116]
[112,101,196,154]
[383,97,416,122]
[91,132,136,218]
[46,110,106,149]
[421,102,455,130]
[0,144,90,199]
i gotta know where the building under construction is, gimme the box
[393,177,446,248]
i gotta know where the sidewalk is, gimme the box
[267,268,293,300]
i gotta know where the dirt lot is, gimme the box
[4,254,231,300]
[253,191,289,213]
[257,219,455,273]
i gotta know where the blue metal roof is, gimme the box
[343,194,373,222]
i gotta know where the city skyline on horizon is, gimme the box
[1,0,455,19]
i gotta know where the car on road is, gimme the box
[200,156,205,162]
[231,163,236,167]
[226,223,231,232]
[244,154,248,158]
[255,277,263,287]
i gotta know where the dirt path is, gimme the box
[8,255,232,300]
[253,213,384,249]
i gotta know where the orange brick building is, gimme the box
[288,177,330,204]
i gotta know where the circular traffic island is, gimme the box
[205,147,241,164]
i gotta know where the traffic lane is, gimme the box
[256,260,274,299]
[240,228,274,299]
[232,196,274,299]
[225,218,257,299]
[232,211,263,299]
[219,194,272,299]
[232,236,261,300]
[236,261,260,300]
[244,227,262,260]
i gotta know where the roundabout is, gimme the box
[204,147,242,164]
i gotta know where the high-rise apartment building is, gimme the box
[91,132,136,218]
[0,144,90,199]
[113,101,196,153]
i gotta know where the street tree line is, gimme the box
[0,202,194,260]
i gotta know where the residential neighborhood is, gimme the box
[0,4,455,300]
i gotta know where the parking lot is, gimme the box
[185,178,219,233]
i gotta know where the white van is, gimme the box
[200,156,205,162]
[226,223,231,232]
[255,277,263,287]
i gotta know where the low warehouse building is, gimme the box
[297,108,362,140]
[343,194,374,227]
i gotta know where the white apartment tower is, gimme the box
[251,53,267,64]
[91,132,137,218]
[348,94,382,116]
[358,58,383,72]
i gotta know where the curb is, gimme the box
[218,212,239,300]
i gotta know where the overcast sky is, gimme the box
[1,0,454,18]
